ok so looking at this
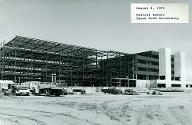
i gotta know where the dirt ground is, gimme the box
[1,92,192,125]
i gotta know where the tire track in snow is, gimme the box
[135,104,174,125]
[0,112,46,125]
[168,106,192,125]
[0,106,100,125]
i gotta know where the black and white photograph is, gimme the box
[0,0,192,125]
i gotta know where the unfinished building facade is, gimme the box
[0,36,185,88]
[0,36,130,87]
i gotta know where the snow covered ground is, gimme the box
[1,92,192,125]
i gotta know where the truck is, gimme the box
[38,87,63,96]
[124,89,138,95]
[101,87,123,95]
[15,87,30,96]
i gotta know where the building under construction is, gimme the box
[0,36,185,88]
[0,36,131,86]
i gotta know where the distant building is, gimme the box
[101,48,186,88]
[0,36,187,88]
[156,48,186,88]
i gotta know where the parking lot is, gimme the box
[0,92,192,125]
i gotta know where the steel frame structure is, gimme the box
[0,36,134,87]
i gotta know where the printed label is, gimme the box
[131,3,189,23]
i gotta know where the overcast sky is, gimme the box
[0,0,192,80]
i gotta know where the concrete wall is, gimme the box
[136,80,150,88]
[159,48,171,87]
[174,51,186,81]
